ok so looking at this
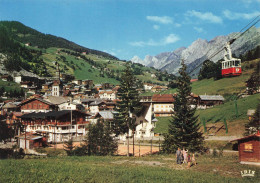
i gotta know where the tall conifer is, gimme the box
[114,63,141,156]
[162,61,204,153]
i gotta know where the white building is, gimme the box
[99,90,117,100]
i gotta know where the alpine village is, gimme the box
[0,16,259,183]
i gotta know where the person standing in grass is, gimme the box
[187,153,191,168]
[176,147,182,164]
[192,153,197,165]
[182,148,187,164]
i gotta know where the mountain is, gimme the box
[0,21,168,85]
[131,27,260,76]
[0,21,118,60]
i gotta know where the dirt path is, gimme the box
[53,142,160,156]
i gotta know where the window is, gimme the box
[244,143,253,152]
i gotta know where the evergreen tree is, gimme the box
[245,102,260,135]
[114,63,141,156]
[86,120,118,156]
[0,121,14,142]
[162,61,204,153]
[63,139,75,156]
[198,60,216,80]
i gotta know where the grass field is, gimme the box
[0,154,259,183]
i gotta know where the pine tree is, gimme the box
[114,63,141,156]
[63,139,75,156]
[87,120,118,156]
[162,61,204,153]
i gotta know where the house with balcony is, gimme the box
[152,94,174,117]
[20,110,90,143]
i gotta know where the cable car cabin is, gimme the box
[221,42,242,77]
[222,59,242,76]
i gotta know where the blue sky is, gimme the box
[0,0,259,60]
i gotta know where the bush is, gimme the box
[13,148,25,159]
[212,148,218,157]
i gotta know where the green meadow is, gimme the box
[0,154,259,183]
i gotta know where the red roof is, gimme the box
[152,94,174,102]
[230,131,260,142]
[190,79,198,82]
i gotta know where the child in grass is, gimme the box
[192,153,197,165]
[187,154,191,168]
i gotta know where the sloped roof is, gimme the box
[230,131,260,142]
[19,98,54,106]
[98,111,114,119]
[152,94,174,103]
[46,96,68,105]
[3,102,18,109]
[199,95,224,101]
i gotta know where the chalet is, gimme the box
[151,85,167,92]
[17,133,45,150]
[20,110,90,143]
[102,83,113,89]
[152,94,174,117]
[198,95,224,109]
[6,112,23,126]
[1,74,12,82]
[89,101,106,114]
[231,131,260,165]
[134,102,156,138]
[143,83,154,91]
[19,98,56,113]
[82,80,94,88]
[59,102,84,111]
[2,102,19,115]
[42,82,53,91]
[99,90,117,100]
[72,79,82,85]
[94,84,102,91]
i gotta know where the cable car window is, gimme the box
[235,61,240,66]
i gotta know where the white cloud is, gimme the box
[186,10,222,24]
[223,10,260,20]
[194,27,206,33]
[129,34,180,47]
[146,16,173,24]
[174,23,181,27]
[153,25,160,30]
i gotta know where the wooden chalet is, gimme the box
[152,94,174,117]
[198,95,224,108]
[19,98,56,113]
[231,131,260,165]
[16,133,45,150]
[20,110,90,143]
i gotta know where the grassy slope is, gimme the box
[40,47,165,85]
[0,155,259,183]
[154,93,259,135]
[0,80,21,92]
[153,59,259,134]
[143,59,259,96]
